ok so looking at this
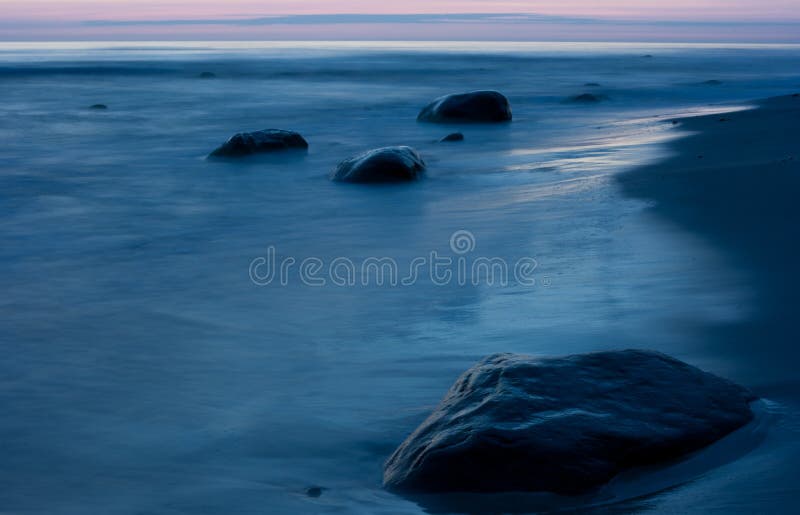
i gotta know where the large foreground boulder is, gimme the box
[331,146,425,183]
[208,129,308,158]
[417,91,512,123]
[384,350,755,496]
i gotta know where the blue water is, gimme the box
[2,42,800,514]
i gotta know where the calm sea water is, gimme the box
[2,42,800,514]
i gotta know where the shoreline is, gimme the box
[617,94,800,392]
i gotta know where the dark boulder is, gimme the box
[384,350,755,496]
[208,129,308,158]
[331,146,425,183]
[89,104,108,110]
[440,132,464,143]
[418,91,512,123]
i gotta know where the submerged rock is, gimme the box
[384,350,755,496]
[208,129,308,158]
[567,93,608,103]
[417,91,512,123]
[584,82,601,87]
[199,71,217,79]
[440,132,465,143]
[703,79,723,85]
[305,486,326,498]
[331,146,425,183]
[89,104,108,110]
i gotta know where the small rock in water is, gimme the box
[584,82,601,87]
[331,146,425,183]
[384,350,755,496]
[440,132,464,143]
[199,72,217,79]
[568,93,608,103]
[305,486,325,498]
[417,91,512,123]
[208,129,308,158]
[704,79,723,85]
[643,54,654,58]
[89,104,108,110]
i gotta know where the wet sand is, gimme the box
[619,94,800,392]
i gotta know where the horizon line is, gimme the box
[3,39,800,45]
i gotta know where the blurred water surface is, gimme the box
[1,42,800,514]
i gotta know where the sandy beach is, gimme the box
[595,93,800,514]
[619,94,800,390]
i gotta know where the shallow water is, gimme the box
[1,42,800,514]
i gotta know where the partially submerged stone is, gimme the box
[418,91,512,123]
[208,129,308,158]
[568,93,608,103]
[305,486,326,498]
[331,146,425,183]
[384,350,755,496]
[89,104,108,110]
[440,132,465,143]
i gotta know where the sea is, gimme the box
[2,41,800,514]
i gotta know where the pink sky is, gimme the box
[1,1,799,41]
[4,1,800,20]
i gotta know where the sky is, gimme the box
[1,1,799,42]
